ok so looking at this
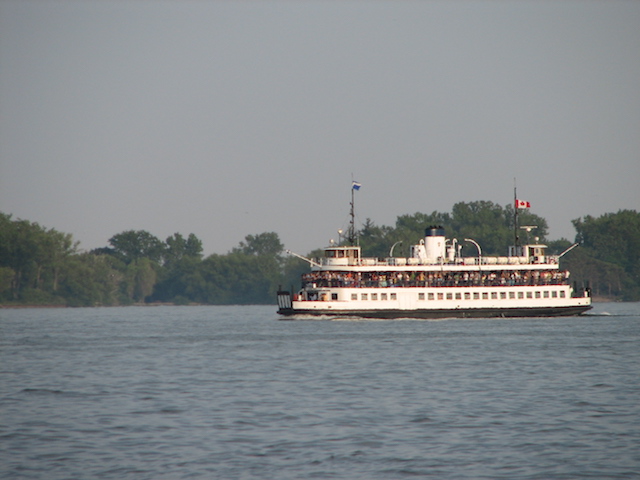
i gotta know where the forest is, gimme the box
[1,203,638,306]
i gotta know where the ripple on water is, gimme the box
[0,304,639,479]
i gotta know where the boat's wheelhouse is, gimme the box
[323,246,361,266]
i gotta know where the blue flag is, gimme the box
[352,181,361,190]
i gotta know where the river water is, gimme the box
[1,303,639,479]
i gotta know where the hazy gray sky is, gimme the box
[2,1,639,256]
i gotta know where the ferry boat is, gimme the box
[277,187,592,319]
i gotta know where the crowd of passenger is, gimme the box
[301,269,570,289]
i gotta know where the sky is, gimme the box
[1,1,639,256]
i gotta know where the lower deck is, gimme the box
[277,284,592,318]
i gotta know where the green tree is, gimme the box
[164,232,203,267]
[0,266,14,298]
[108,230,165,264]
[573,210,640,273]
[40,229,76,292]
[358,219,396,258]
[185,232,286,304]
[0,216,43,298]
[59,253,122,307]
[118,258,158,303]
[233,232,284,257]
[152,255,201,304]
[560,248,632,299]
[395,211,451,244]
[0,213,77,302]
[571,210,640,300]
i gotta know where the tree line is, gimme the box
[0,212,301,306]
[1,204,638,306]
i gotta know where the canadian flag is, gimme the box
[515,199,531,209]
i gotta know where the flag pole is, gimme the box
[349,182,355,245]
[349,178,361,245]
[513,178,519,249]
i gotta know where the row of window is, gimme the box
[349,290,567,301]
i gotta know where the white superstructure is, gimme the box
[277,226,592,319]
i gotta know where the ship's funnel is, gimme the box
[424,226,446,263]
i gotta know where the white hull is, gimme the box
[278,284,592,318]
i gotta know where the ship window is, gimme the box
[351,293,357,300]
[371,293,378,300]
[332,293,338,300]
[361,293,368,300]
[428,292,435,300]
[518,292,524,299]
[457,293,463,300]
[381,293,387,300]
[446,293,453,300]
[544,291,549,298]
[500,292,507,299]
[483,292,489,300]
[473,292,480,300]
[560,291,566,298]
[418,293,425,300]
[491,292,497,300]
[527,292,533,299]
[390,293,397,300]
[535,291,541,299]
[552,291,558,298]
[438,293,444,300]
[509,292,515,299]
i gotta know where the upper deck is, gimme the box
[316,243,561,273]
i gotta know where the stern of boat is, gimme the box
[277,290,293,314]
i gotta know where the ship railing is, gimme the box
[320,255,560,267]
[301,279,571,289]
[301,269,571,289]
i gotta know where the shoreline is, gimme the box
[0,298,625,309]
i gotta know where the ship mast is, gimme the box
[513,179,519,249]
[348,180,361,245]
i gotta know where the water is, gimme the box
[1,303,639,479]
